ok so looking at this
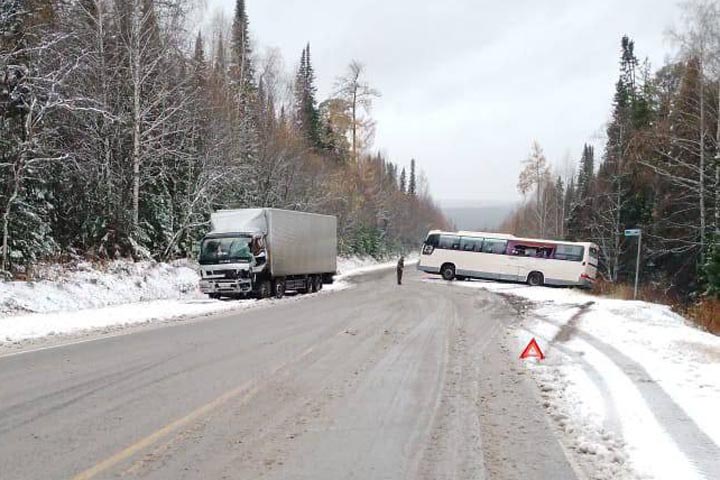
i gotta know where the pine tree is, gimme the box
[577,144,594,199]
[399,168,407,194]
[294,43,321,148]
[409,159,417,196]
[567,144,595,241]
[554,176,565,237]
[230,0,259,196]
[231,0,255,100]
[592,35,653,281]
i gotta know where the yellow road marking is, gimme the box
[72,343,320,480]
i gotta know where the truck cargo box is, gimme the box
[209,208,337,277]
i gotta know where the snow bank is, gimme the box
[446,279,720,480]
[0,256,400,345]
[0,260,199,316]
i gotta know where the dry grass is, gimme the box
[685,299,720,335]
[590,278,720,335]
[589,278,680,304]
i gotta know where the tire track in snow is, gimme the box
[534,304,720,480]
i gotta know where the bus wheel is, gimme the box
[527,272,544,287]
[441,264,456,281]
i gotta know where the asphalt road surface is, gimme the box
[0,268,581,479]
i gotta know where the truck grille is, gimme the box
[205,270,247,279]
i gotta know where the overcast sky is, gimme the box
[204,0,681,205]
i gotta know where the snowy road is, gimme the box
[0,268,580,480]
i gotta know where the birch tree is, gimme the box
[517,141,552,236]
[334,61,380,162]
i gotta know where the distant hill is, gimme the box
[440,201,516,231]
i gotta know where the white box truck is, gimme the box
[198,209,337,299]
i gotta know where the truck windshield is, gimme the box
[199,236,253,265]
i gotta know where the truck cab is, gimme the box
[198,232,267,298]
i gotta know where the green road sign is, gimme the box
[624,229,641,237]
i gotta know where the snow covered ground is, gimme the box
[448,279,720,480]
[0,256,405,346]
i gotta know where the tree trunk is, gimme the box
[715,80,720,234]
[97,1,113,218]
[131,0,141,233]
[351,88,357,162]
[612,127,624,283]
[699,71,706,261]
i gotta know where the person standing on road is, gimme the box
[396,256,405,285]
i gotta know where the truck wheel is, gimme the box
[308,276,317,293]
[527,271,544,287]
[273,279,286,299]
[315,276,323,291]
[257,280,271,299]
[441,263,456,281]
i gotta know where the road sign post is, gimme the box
[624,228,642,299]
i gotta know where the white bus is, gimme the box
[418,230,598,287]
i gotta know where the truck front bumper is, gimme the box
[199,278,253,294]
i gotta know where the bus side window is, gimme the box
[438,235,460,250]
[482,239,507,254]
[555,244,584,262]
[460,237,482,252]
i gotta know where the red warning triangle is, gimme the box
[520,338,545,360]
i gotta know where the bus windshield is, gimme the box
[199,236,254,265]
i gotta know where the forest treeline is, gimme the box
[0,0,447,275]
[503,1,720,299]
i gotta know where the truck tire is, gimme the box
[273,279,286,299]
[315,276,323,291]
[257,280,271,299]
[309,275,318,293]
[297,277,309,294]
